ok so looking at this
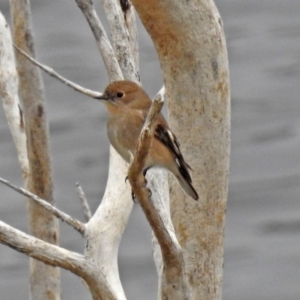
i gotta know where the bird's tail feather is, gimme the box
[176,174,199,201]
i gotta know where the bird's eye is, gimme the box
[116,92,124,98]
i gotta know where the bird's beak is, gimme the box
[95,94,110,101]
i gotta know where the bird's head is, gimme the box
[96,80,151,110]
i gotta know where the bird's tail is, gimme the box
[176,173,199,201]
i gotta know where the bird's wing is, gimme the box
[154,117,192,183]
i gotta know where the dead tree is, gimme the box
[0,0,230,299]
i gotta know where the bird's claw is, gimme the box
[131,190,137,203]
[147,188,152,198]
[143,178,148,186]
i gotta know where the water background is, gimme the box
[0,0,299,299]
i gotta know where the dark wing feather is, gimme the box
[154,123,192,183]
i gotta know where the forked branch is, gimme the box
[127,89,190,298]
[0,221,117,300]
[75,0,123,81]
[0,178,85,235]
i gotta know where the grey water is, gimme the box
[0,0,299,299]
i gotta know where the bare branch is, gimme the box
[127,95,168,248]
[128,92,184,264]
[76,182,92,222]
[0,13,29,182]
[14,45,103,99]
[85,150,131,300]
[156,86,165,100]
[0,178,85,235]
[100,0,138,81]
[0,221,118,300]
[131,1,230,299]
[128,89,190,298]
[75,0,123,81]
[10,0,60,295]
[122,1,139,72]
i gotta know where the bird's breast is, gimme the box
[107,110,145,163]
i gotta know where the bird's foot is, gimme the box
[131,190,137,203]
[143,177,148,186]
[147,188,152,198]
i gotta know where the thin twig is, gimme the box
[14,45,103,99]
[76,182,92,222]
[0,177,85,235]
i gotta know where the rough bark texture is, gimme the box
[131,1,230,299]
[0,221,118,300]
[127,93,190,300]
[85,151,131,300]
[0,12,29,181]
[10,1,60,299]
[76,0,123,81]
[100,0,138,81]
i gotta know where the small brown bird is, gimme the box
[97,80,198,200]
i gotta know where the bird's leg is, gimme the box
[126,153,152,201]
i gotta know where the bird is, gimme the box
[96,80,198,200]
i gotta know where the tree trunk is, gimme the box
[0,0,230,299]
[131,1,230,299]
[10,1,60,299]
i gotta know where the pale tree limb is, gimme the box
[76,182,92,222]
[120,0,139,72]
[0,12,29,182]
[12,16,169,297]
[14,46,103,99]
[9,4,133,298]
[74,1,133,299]
[101,3,173,290]
[85,152,131,300]
[146,86,168,295]
[75,0,123,82]
[10,0,60,298]
[100,0,138,81]
[0,221,118,300]
[0,178,85,235]
[131,1,230,300]
[128,91,190,299]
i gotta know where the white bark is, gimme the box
[0,178,85,235]
[75,0,123,81]
[127,91,190,299]
[0,12,29,181]
[10,0,61,298]
[85,152,131,300]
[0,221,118,300]
[100,0,139,81]
[122,1,139,74]
[75,2,134,299]
[0,0,230,299]
[131,1,230,299]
